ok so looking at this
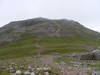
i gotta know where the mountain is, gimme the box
[0,17,100,60]
[0,17,100,42]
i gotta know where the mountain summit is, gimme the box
[0,17,100,41]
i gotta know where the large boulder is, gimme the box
[80,53,95,60]
[80,50,100,60]
[80,53,100,60]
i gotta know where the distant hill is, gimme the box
[0,17,100,41]
[0,17,100,60]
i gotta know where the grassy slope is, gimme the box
[0,35,38,60]
[0,34,100,60]
[0,36,100,75]
[39,37,100,54]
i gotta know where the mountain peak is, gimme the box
[0,18,100,41]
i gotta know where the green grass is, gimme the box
[0,35,100,60]
[0,70,9,75]
[0,35,39,60]
[88,72,92,75]
[39,37,100,54]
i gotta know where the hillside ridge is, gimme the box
[0,17,100,41]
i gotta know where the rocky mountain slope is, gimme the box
[0,17,100,42]
[0,18,100,60]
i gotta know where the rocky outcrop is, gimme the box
[80,50,100,60]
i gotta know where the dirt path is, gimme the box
[53,21,61,37]
[35,38,47,54]
[34,38,86,75]
[49,20,62,37]
[40,55,84,75]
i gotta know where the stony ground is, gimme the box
[40,55,87,75]
[0,54,90,75]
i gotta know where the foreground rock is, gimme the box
[80,50,100,60]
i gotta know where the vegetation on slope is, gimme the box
[0,18,100,60]
[0,34,100,60]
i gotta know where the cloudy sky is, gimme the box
[0,0,100,32]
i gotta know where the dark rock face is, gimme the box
[0,17,100,41]
[80,53,100,60]
[80,53,95,60]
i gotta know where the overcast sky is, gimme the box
[0,0,100,32]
